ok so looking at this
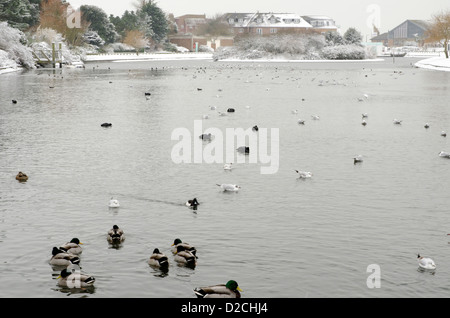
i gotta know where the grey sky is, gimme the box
[68,0,449,38]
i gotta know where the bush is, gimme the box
[321,44,366,60]
[0,22,35,69]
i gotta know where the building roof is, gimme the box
[224,12,312,28]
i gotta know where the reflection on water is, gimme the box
[1,57,450,298]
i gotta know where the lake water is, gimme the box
[1,56,450,298]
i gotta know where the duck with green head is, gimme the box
[174,245,197,267]
[194,280,242,298]
[59,238,83,255]
[57,268,95,288]
[171,238,197,257]
[49,247,80,267]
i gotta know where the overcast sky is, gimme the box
[67,0,449,38]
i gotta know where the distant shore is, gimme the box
[83,52,214,62]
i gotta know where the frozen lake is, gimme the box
[1,56,450,298]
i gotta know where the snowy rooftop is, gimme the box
[225,12,312,28]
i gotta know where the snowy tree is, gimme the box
[426,11,450,58]
[0,21,35,68]
[136,0,169,43]
[325,31,344,46]
[80,5,118,44]
[343,28,363,45]
[0,0,40,30]
[82,30,105,47]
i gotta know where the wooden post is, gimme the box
[52,42,56,68]
[59,43,62,68]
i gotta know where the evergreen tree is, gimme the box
[0,0,40,30]
[80,5,118,44]
[136,0,168,43]
[343,27,363,45]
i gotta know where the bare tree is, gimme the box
[426,11,450,58]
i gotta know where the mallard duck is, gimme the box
[107,225,124,243]
[194,280,242,298]
[57,268,95,288]
[15,172,28,182]
[59,238,83,255]
[186,198,199,210]
[393,119,402,125]
[171,238,197,257]
[417,254,436,270]
[148,248,169,268]
[49,247,80,267]
[174,245,197,267]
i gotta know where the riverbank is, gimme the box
[415,55,450,72]
[83,52,213,62]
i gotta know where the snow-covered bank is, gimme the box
[415,55,450,72]
[220,58,385,63]
[0,67,22,75]
[84,52,213,62]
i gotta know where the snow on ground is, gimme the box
[415,54,450,72]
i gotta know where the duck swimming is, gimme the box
[223,163,233,170]
[194,280,242,298]
[417,254,436,270]
[148,248,169,268]
[353,155,364,164]
[186,198,200,210]
[15,172,28,182]
[109,197,120,208]
[107,225,124,243]
[59,238,83,255]
[217,184,240,192]
[174,245,197,267]
[171,238,197,257]
[49,247,80,267]
[57,268,95,288]
[295,170,313,178]
[236,146,250,154]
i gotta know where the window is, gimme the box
[270,28,277,34]
[256,28,262,35]
[238,18,243,23]
[239,28,244,33]
[256,18,262,23]
[229,18,234,24]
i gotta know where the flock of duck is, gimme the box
[47,230,242,297]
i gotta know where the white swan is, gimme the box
[109,197,120,208]
[311,115,320,120]
[417,254,436,270]
[217,184,240,192]
[223,163,233,170]
[295,170,313,178]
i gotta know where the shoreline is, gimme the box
[0,67,23,75]
[414,55,450,72]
